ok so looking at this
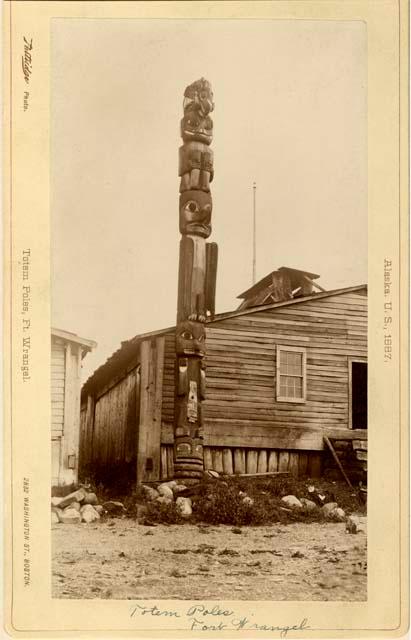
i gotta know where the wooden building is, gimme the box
[79,280,367,488]
[52,328,96,487]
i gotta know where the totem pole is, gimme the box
[174,78,218,480]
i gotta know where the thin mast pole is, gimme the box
[252,181,257,284]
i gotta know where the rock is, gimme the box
[157,484,174,500]
[51,497,63,507]
[51,511,59,524]
[291,550,305,558]
[330,507,346,522]
[346,515,366,534]
[175,497,192,517]
[94,505,104,515]
[66,501,81,512]
[81,504,100,523]
[102,501,125,515]
[238,491,246,498]
[59,508,81,524]
[173,484,187,495]
[141,485,159,501]
[242,496,254,506]
[57,488,86,509]
[161,480,177,489]
[346,515,359,533]
[84,492,98,505]
[281,495,302,509]
[205,470,219,478]
[300,498,317,511]
[156,496,173,505]
[322,502,338,517]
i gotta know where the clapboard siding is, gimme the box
[160,290,367,450]
[51,339,65,436]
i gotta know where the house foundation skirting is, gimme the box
[160,444,323,479]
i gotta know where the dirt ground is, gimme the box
[52,517,367,601]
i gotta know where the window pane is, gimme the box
[279,350,303,376]
[287,378,296,397]
[278,350,304,400]
[280,375,303,399]
[291,353,302,375]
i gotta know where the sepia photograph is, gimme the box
[49,17,369,603]
[5,0,410,635]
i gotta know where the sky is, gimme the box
[51,18,367,381]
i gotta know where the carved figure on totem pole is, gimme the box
[179,190,212,238]
[179,143,213,193]
[183,78,214,118]
[179,78,214,193]
[174,320,206,477]
[174,78,217,480]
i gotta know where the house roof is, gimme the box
[81,283,367,396]
[237,266,321,300]
[213,284,367,322]
[52,327,97,354]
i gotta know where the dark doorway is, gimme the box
[351,362,367,429]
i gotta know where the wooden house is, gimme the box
[79,276,367,489]
[51,328,96,487]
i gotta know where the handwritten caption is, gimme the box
[22,36,32,111]
[130,604,309,637]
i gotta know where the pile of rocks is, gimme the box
[281,494,346,521]
[280,492,365,533]
[51,488,124,525]
[140,481,193,518]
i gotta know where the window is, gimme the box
[276,346,306,403]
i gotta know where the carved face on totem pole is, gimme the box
[179,190,212,238]
[180,113,213,145]
[175,319,206,357]
[183,78,214,118]
[181,80,214,146]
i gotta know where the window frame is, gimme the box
[276,345,307,403]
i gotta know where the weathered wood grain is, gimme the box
[268,450,278,472]
[233,448,246,474]
[137,337,165,482]
[166,446,174,479]
[212,449,224,473]
[288,452,299,477]
[161,446,168,480]
[246,450,258,474]
[298,452,308,476]
[203,447,213,470]
[278,451,290,472]
[222,448,234,475]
